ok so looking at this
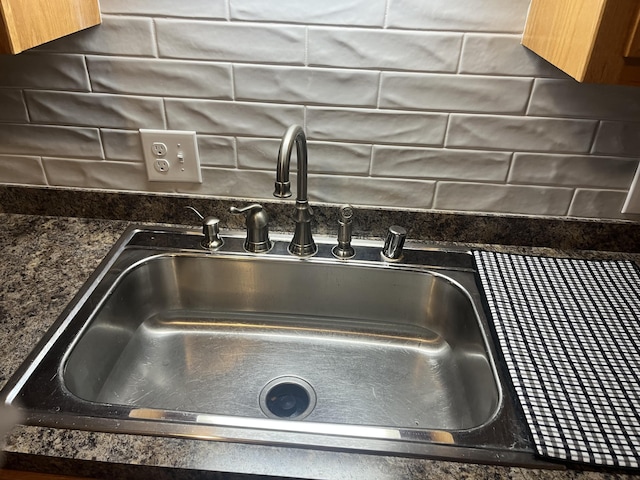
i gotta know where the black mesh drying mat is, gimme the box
[473,251,640,469]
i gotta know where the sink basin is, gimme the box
[1,226,536,464]
[66,254,494,430]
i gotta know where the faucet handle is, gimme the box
[185,206,224,250]
[230,204,273,253]
[382,225,407,260]
[229,204,262,215]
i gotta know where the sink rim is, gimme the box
[0,225,541,467]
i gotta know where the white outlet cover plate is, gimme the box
[622,164,640,214]
[140,129,202,183]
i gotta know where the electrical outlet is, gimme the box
[140,129,202,183]
[154,159,170,173]
[151,142,168,157]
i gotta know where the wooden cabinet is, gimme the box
[522,0,640,86]
[0,0,101,55]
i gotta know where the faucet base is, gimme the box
[289,241,318,257]
[246,239,274,254]
[289,224,317,256]
[288,200,317,257]
[332,245,356,259]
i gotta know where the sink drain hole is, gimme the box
[259,376,316,420]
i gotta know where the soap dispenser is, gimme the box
[230,204,273,253]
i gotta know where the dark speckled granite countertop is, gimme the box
[1,191,640,479]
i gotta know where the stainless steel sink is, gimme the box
[1,226,538,465]
[66,254,494,431]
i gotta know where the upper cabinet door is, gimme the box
[522,0,640,86]
[0,0,101,54]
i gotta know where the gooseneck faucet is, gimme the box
[274,125,317,257]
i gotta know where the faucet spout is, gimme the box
[274,125,317,257]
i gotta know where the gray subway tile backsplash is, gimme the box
[234,65,380,107]
[509,154,638,189]
[176,167,274,199]
[371,146,511,182]
[379,73,532,114]
[306,107,447,145]
[447,114,597,153]
[237,137,372,175]
[307,28,462,72]
[36,16,157,56]
[434,182,574,216]
[528,79,640,122]
[0,124,104,158]
[88,57,233,99]
[100,129,143,162]
[386,0,530,33]
[592,121,640,158]
[0,155,46,185]
[309,174,436,209]
[0,90,28,123]
[459,34,566,78]
[569,189,632,220]
[42,158,154,192]
[0,0,638,221]
[197,136,236,168]
[26,91,165,129]
[156,20,306,64]
[230,0,386,27]
[99,0,228,19]
[0,53,90,90]
[165,99,304,136]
